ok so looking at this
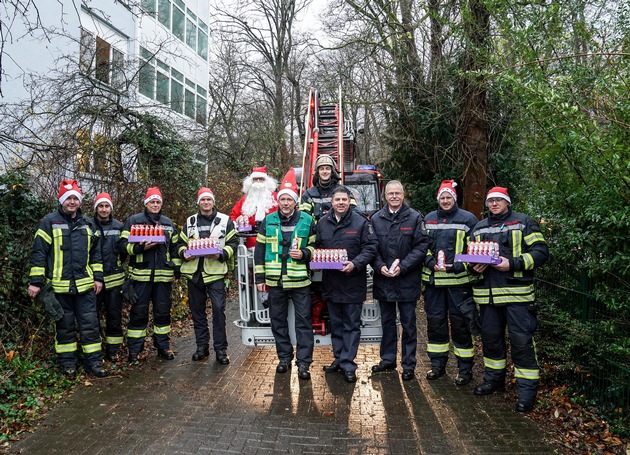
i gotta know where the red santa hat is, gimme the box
[486,186,511,205]
[277,168,299,203]
[197,187,215,204]
[250,166,267,180]
[58,179,83,204]
[437,180,457,201]
[144,187,163,205]
[93,192,113,210]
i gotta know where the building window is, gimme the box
[172,4,185,41]
[80,28,95,74]
[95,37,111,84]
[80,28,125,89]
[111,48,125,89]
[138,47,207,124]
[158,0,171,28]
[77,130,91,173]
[141,0,157,17]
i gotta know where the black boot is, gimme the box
[192,346,210,361]
[455,369,473,386]
[473,381,505,396]
[216,350,230,365]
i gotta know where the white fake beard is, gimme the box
[242,182,277,221]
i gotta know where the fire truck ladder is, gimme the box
[300,87,354,195]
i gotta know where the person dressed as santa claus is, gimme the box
[230,166,279,248]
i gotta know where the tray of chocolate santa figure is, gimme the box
[454,254,501,265]
[128,235,167,243]
[186,247,222,257]
[236,225,253,232]
[309,261,344,270]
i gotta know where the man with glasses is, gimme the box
[469,187,549,412]
[370,180,428,381]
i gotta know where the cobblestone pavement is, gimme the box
[10,301,554,455]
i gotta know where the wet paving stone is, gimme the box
[9,302,554,454]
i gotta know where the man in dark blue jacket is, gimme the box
[371,180,428,381]
[316,186,378,383]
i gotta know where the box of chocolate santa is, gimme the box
[455,241,502,265]
[309,248,347,270]
[127,225,167,243]
[185,238,222,257]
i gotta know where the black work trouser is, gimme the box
[55,291,102,369]
[479,303,539,401]
[423,285,474,372]
[188,278,228,352]
[127,281,172,353]
[268,285,314,366]
[97,285,123,353]
[378,300,417,370]
[328,301,363,372]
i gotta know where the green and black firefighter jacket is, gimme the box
[254,210,315,289]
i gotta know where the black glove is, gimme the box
[37,283,64,321]
[122,278,139,305]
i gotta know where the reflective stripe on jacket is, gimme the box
[89,216,126,289]
[29,208,103,294]
[179,210,238,283]
[470,209,549,304]
[118,211,181,283]
[254,210,315,289]
[422,205,479,287]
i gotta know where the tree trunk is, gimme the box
[460,0,490,219]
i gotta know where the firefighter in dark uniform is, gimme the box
[89,192,126,362]
[300,154,358,221]
[422,180,480,385]
[119,187,182,363]
[179,187,238,364]
[470,186,549,412]
[28,179,106,378]
[317,186,378,383]
[371,180,428,381]
[254,171,316,380]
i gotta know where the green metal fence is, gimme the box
[535,262,630,423]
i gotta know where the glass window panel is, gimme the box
[199,20,208,33]
[171,68,183,82]
[140,47,154,62]
[156,71,170,104]
[139,59,155,98]
[185,78,195,88]
[197,30,208,60]
[157,59,169,72]
[171,79,183,113]
[186,18,196,49]
[141,0,156,17]
[174,0,184,8]
[111,48,125,89]
[196,85,206,97]
[195,96,206,125]
[184,89,195,119]
[172,5,185,41]
[93,134,107,175]
[158,0,171,28]
[187,8,197,21]
[79,28,95,75]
